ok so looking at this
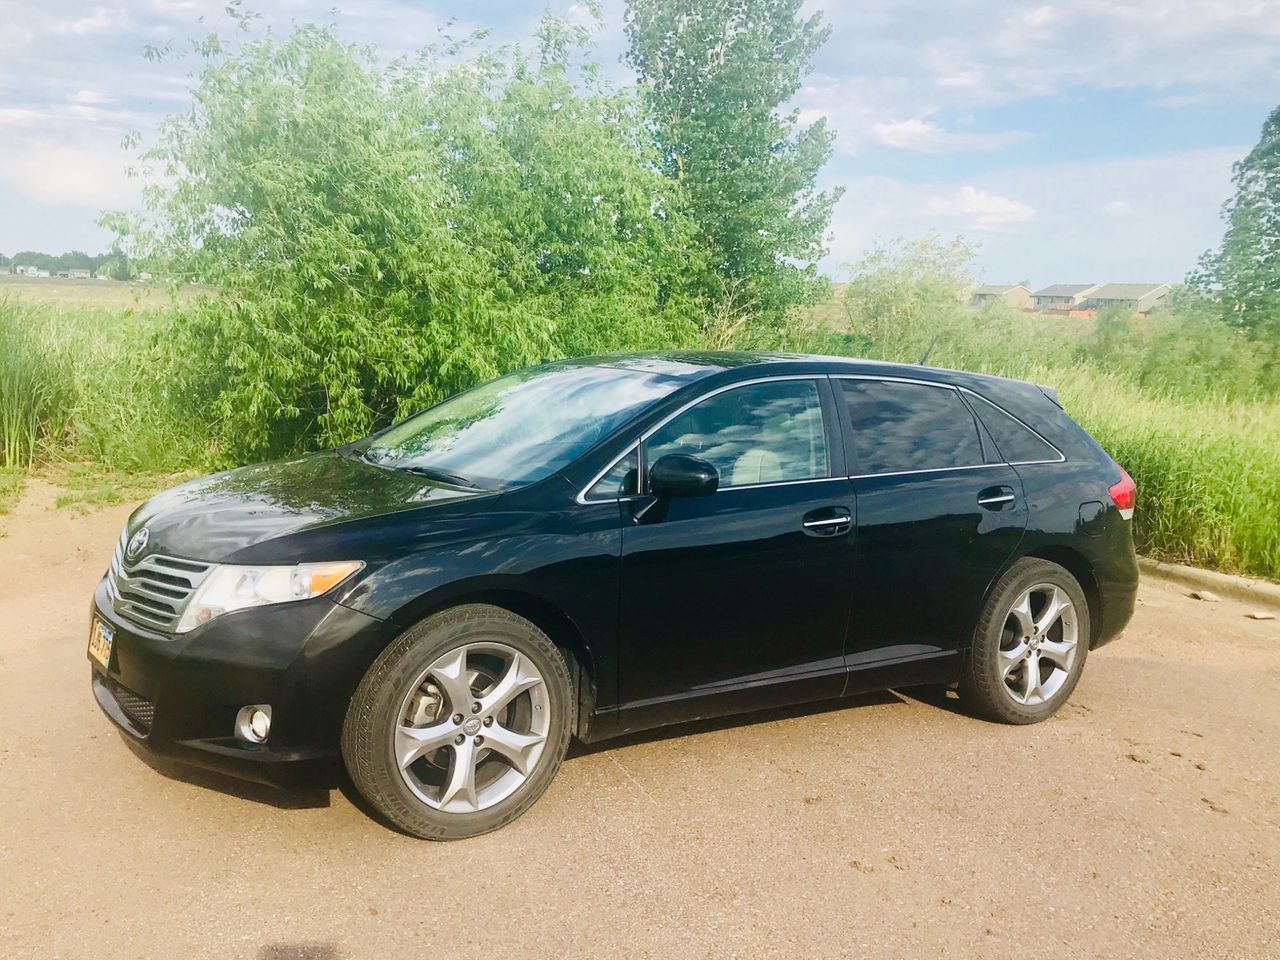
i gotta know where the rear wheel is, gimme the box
[958,558,1089,724]
[342,604,573,839]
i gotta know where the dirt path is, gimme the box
[1,483,1277,960]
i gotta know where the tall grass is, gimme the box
[0,297,211,473]
[1060,371,1280,577]
[0,301,74,468]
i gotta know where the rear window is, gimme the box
[965,392,1061,464]
[840,379,984,475]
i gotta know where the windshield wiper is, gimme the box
[358,449,479,489]
[395,463,480,489]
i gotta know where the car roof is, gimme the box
[566,350,1024,391]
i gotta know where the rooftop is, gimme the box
[973,284,1028,295]
[1087,283,1170,300]
[1033,283,1098,298]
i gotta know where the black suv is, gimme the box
[89,353,1138,839]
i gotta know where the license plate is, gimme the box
[88,617,114,669]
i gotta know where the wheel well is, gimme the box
[419,590,598,738]
[1023,546,1103,647]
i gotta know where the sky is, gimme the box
[1,0,1277,288]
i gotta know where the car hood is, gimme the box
[126,451,494,563]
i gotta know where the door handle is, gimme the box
[802,507,852,536]
[977,486,1017,509]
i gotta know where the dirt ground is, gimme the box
[1,480,1277,960]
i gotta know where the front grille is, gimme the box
[104,676,155,732]
[106,529,213,632]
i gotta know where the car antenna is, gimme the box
[917,335,939,366]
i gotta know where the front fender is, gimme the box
[334,501,623,708]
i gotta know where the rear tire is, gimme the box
[341,604,574,840]
[958,558,1089,724]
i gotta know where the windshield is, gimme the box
[360,363,687,489]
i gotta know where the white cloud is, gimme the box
[870,118,1031,154]
[926,185,1036,230]
[69,89,113,105]
[0,139,138,206]
[814,1,1280,99]
[56,6,127,36]
[797,0,1280,155]
[565,3,600,27]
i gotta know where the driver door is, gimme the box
[615,377,856,733]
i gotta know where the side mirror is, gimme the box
[648,454,719,499]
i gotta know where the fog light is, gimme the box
[235,704,272,743]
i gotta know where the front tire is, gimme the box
[341,604,574,840]
[958,558,1090,724]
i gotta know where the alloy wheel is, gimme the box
[393,642,550,813]
[997,583,1079,706]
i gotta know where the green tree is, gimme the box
[1193,103,1280,342]
[106,20,707,461]
[625,0,842,332]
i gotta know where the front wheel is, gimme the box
[958,558,1090,724]
[341,604,574,840]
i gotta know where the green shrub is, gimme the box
[109,23,708,462]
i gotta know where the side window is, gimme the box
[965,393,1061,464]
[584,448,639,500]
[645,379,828,489]
[841,379,984,474]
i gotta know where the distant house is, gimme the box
[1082,283,1170,314]
[15,264,38,277]
[1033,283,1099,310]
[68,268,91,279]
[970,284,1032,309]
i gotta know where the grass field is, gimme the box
[0,274,206,310]
[1,287,1277,579]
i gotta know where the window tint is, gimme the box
[965,393,1060,463]
[585,448,639,500]
[645,380,828,489]
[841,379,983,474]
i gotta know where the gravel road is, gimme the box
[2,481,1277,960]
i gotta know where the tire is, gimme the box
[341,604,574,840]
[958,558,1090,724]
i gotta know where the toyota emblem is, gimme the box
[125,527,150,561]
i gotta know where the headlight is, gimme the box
[175,561,364,633]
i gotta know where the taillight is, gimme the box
[1108,465,1136,520]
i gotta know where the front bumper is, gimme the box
[89,577,394,788]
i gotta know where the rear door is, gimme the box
[836,376,1028,669]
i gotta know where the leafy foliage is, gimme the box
[1193,103,1280,346]
[625,0,842,328]
[108,21,707,460]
